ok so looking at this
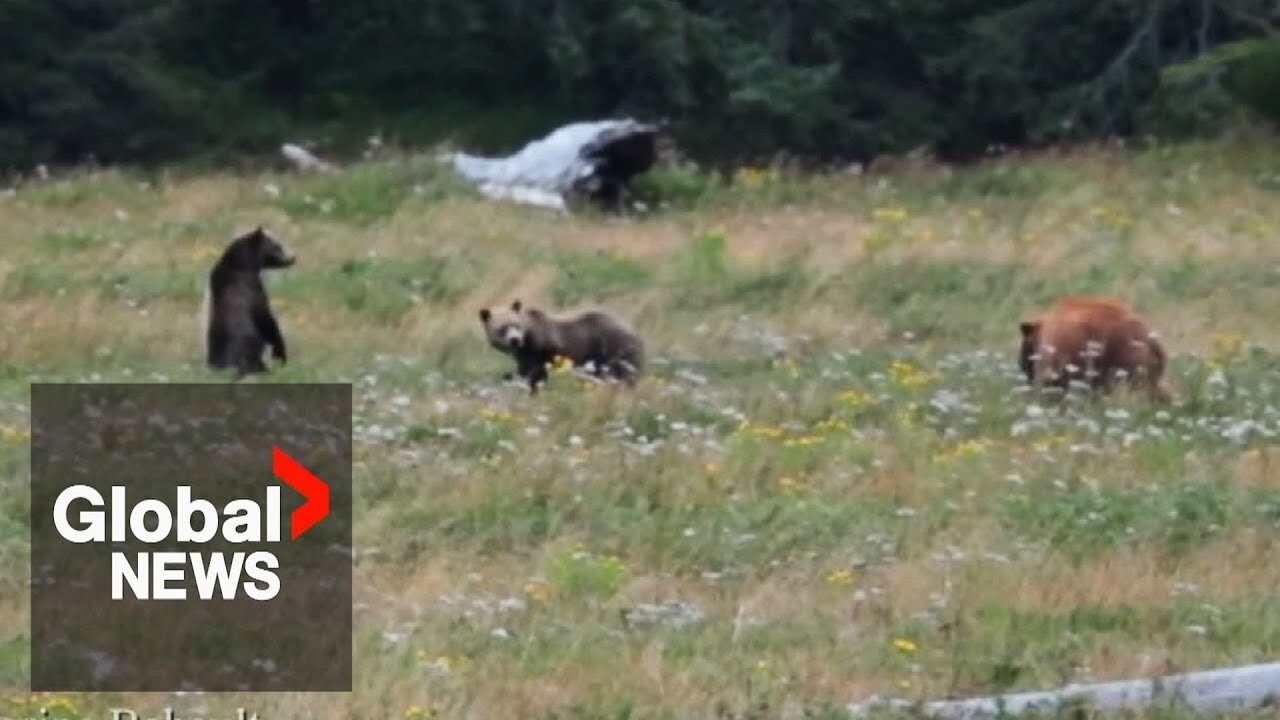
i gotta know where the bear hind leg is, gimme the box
[228,336,268,380]
[233,354,268,381]
[611,359,640,387]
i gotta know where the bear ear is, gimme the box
[1019,318,1041,338]
[510,300,523,313]
[479,308,491,323]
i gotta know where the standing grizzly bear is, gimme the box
[478,299,645,393]
[1018,296,1173,402]
[203,226,295,379]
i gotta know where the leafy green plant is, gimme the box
[630,163,715,208]
[548,545,628,599]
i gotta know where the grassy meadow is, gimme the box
[1,129,1280,719]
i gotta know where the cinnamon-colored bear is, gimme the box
[1018,297,1173,402]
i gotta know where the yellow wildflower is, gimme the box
[547,355,574,373]
[735,166,769,187]
[863,229,892,254]
[1091,206,1133,229]
[1,426,30,444]
[478,408,516,423]
[872,207,909,223]
[825,569,856,587]
[893,638,918,654]
[1211,333,1244,366]
[751,424,785,440]
[932,438,987,464]
[888,361,934,390]
[1031,434,1071,452]
[815,417,850,433]
[777,476,809,495]
[838,388,870,409]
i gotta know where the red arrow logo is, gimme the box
[273,446,329,541]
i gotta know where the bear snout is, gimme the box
[502,327,525,348]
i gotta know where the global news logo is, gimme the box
[49,447,329,602]
[31,383,353,692]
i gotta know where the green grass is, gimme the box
[1,130,1280,718]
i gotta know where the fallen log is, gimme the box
[848,661,1280,718]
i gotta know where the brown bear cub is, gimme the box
[1019,296,1173,402]
[204,226,295,379]
[478,299,645,393]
